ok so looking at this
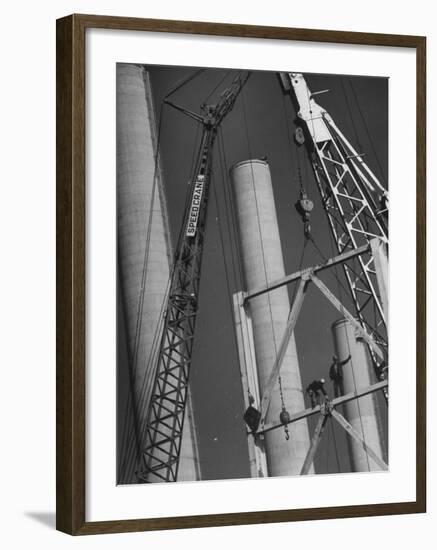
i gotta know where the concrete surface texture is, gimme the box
[116,63,200,482]
[230,159,311,476]
[331,318,385,471]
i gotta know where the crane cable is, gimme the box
[301,81,367,461]
[217,127,249,360]
[303,224,371,472]
[279,89,310,304]
[118,97,166,481]
[330,415,341,472]
[304,77,318,143]
[340,77,363,153]
[296,75,370,471]
[122,274,173,481]
[121,109,188,482]
[195,71,252,407]
[279,84,313,431]
[203,70,232,106]
[240,88,291,438]
[348,78,388,187]
[124,120,207,480]
[164,68,206,102]
[120,68,208,481]
[328,234,372,472]
[127,71,248,479]
[211,141,247,400]
[218,127,263,411]
[218,128,244,291]
[281,90,303,194]
[120,71,202,480]
[124,130,208,480]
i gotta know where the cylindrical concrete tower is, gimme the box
[230,159,311,477]
[117,63,200,483]
[331,318,385,471]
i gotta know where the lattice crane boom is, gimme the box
[280,72,388,365]
[137,71,250,483]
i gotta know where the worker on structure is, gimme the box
[329,354,351,397]
[306,379,328,408]
[243,394,261,434]
[377,359,388,381]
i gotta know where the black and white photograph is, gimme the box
[1,0,431,546]
[116,63,389,485]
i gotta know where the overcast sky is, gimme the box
[122,65,388,481]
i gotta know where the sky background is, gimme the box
[119,64,388,481]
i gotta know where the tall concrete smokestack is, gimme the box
[331,318,385,471]
[230,159,311,476]
[117,63,200,483]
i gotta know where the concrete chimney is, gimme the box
[116,63,200,482]
[331,318,385,471]
[230,159,311,476]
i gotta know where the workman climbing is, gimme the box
[306,379,328,408]
[329,354,351,396]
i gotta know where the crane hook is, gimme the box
[295,189,314,239]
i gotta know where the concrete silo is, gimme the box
[230,159,311,476]
[116,63,200,483]
[331,318,385,471]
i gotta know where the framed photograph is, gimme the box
[56,14,426,535]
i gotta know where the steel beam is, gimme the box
[310,274,384,360]
[258,277,308,428]
[370,238,389,321]
[259,379,388,434]
[244,244,370,302]
[138,71,251,483]
[233,291,267,478]
[330,409,388,471]
[300,414,329,475]
[284,73,388,355]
